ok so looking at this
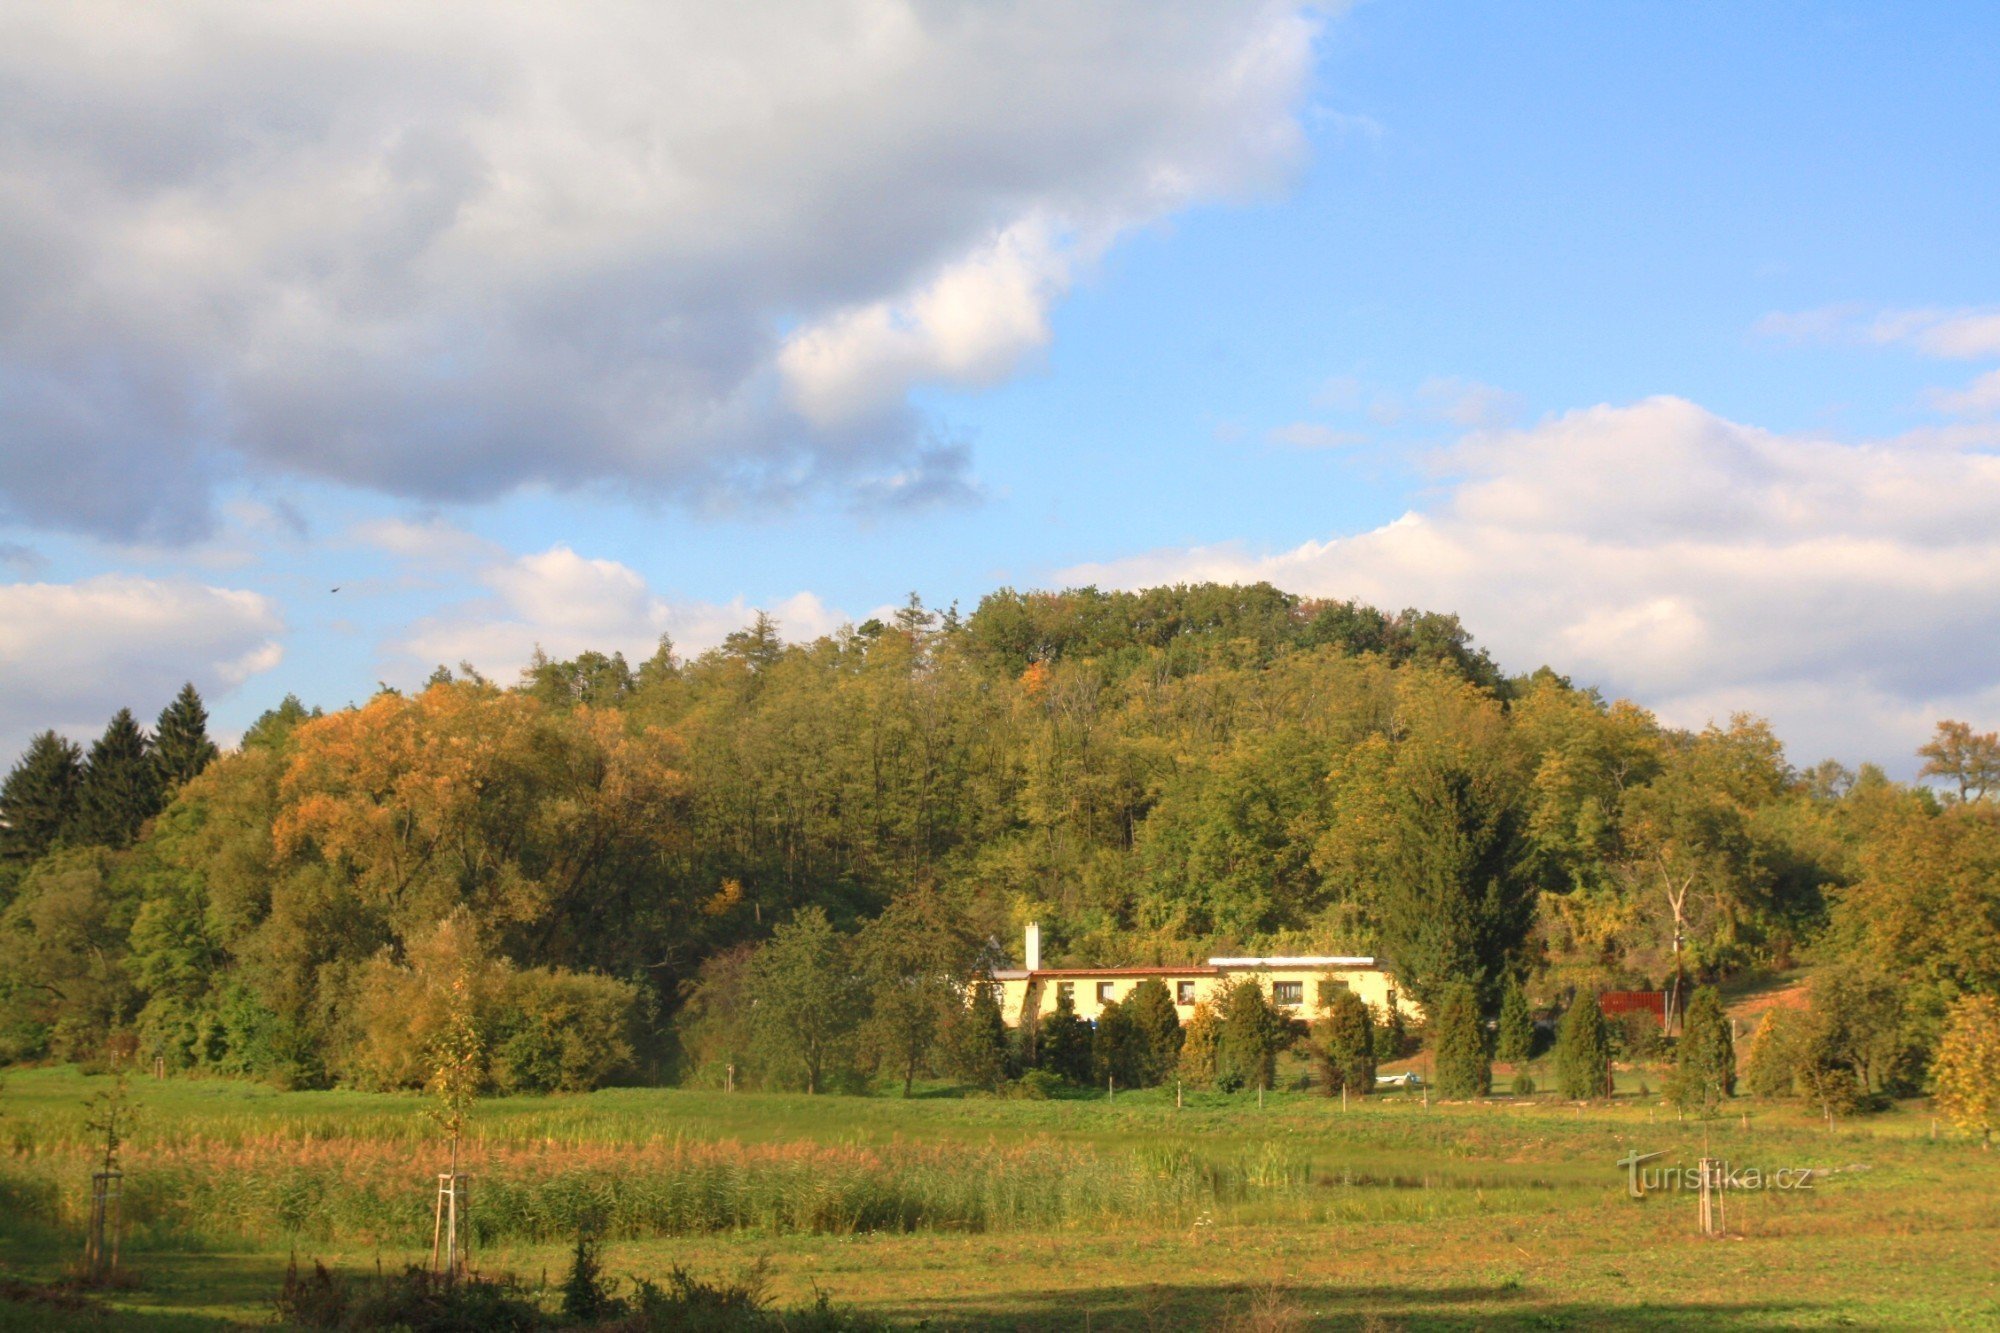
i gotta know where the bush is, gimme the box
[1310,987,1375,1097]
[1554,995,1610,1100]
[1430,983,1489,1099]
[1177,1002,1221,1088]
[1745,1008,1807,1098]
[273,1258,544,1332]
[1611,1010,1665,1062]
[1511,1072,1535,1096]
[491,968,638,1094]
[1214,978,1287,1094]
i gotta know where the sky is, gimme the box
[3,1,1999,776]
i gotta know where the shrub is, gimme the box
[1932,994,2000,1148]
[1495,977,1534,1066]
[1667,985,1735,1115]
[1036,989,1092,1085]
[1177,1002,1221,1088]
[1430,982,1489,1099]
[1123,977,1184,1087]
[1215,978,1287,1094]
[1310,987,1375,1097]
[1745,1007,1807,1098]
[491,968,638,1094]
[1554,995,1610,1100]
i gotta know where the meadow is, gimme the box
[2,1065,1998,1330]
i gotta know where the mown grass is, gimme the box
[2,1065,1997,1329]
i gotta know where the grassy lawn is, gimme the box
[2,1065,1997,1329]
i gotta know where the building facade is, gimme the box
[989,924,1421,1027]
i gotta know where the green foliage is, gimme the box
[0,731,82,867]
[1214,977,1286,1093]
[1036,988,1093,1085]
[152,683,219,793]
[1091,997,1142,1088]
[1496,976,1534,1066]
[939,981,1009,1090]
[1668,985,1736,1114]
[1177,1001,1221,1089]
[1554,994,1610,1100]
[492,968,639,1094]
[1122,977,1184,1087]
[70,709,162,848]
[1744,1007,1809,1099]
[855,884,983,1095]
[1932,994,2000,1146]
[1310,985,1376,1096]
[747,908,859,1095]
[1430,981,1489,1099]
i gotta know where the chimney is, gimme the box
[1024,921,1041,972]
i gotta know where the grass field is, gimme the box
[2,1064,1997,1330]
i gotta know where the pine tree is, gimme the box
[153,683,219,792]
[0,731,83,864]
[71,709,162,848]
[1555,993,1612,1100]
[1668,984,1736,1114]
[1496,975,1535,1067]
[1431,981,1490,1099]
[1311,986,1376,1096]
[1123,977,1183,1087]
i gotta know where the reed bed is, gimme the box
[1,1132,1375,1247]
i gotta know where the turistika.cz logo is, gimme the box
[1615,1151,1818,1200]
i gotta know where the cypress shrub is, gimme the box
[1430,982,1489,1099]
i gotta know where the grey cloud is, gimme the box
[0,2,1317,539]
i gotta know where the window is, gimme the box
[1273,981,1303,1007]
[1316,978,1351,1008]
[1176,980,1198,1005]
[1097,981,1117,1004]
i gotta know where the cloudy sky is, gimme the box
[3,2,1997,774]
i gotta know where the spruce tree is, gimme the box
[71,709,163,848]
[0,731,83,864]
[1037,988,1093,1084]
[1555,993,1612,1099]
[1431,981,1490,1099]
[1311,986,1376,1096]
[1496,975,1535,1067]
[1091,997,1142,1088]
[1668,985,1735,1114]
[1123,977,1183,1087]
[153,683,220,792]
[1214,976,1285,1093]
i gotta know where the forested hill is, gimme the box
[1,582,1992,1094]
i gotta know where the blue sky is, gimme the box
[3,2,1998,773]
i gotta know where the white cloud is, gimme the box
[0,2,1320,539]
[1414,376,1526,428]
[1267,422,1366,449]
[393,544,851,681]
[0,575,284,760]
[1062,396,2000,768]
[1927,368,2000,418]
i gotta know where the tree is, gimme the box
[1555,994,1611,1099]
[855,884,982,1095]
[1215,977,1287,1093]
[1091,997,1144,1088]
[71,710,162,848]
[1430,981,1489,1099]
[1177,1001,1221,1088]
[1918,720,2000,803]
[939,981,1008,1090]
[1496,976,1534,1067]
[1668,985,1736,1115]
[153,683,219,792]
[1932,995,2000,1147]
[746,908,859,1094]
[1036,987,1092,1084]
[1745,1007,1807,1098]
[0,731,83,866]
[1123,977,1183,1087]
[1311,985,1375,1097]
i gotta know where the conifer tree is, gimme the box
[1091,997,1142,1087]
[1496,975,1535,1067]
[71,709,162,848]
[1431,981,1490,1098]
[1668,984,1735,1114]
[1123,977,1183,1087]
[153,683,220,792]
[1555,993,1612,1099]
[1037,987,1093,1084]
[939,981,1009,1090]
[0,731,83,864]
[1311,986,1376,1096]
[1214,976,1285,1093]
